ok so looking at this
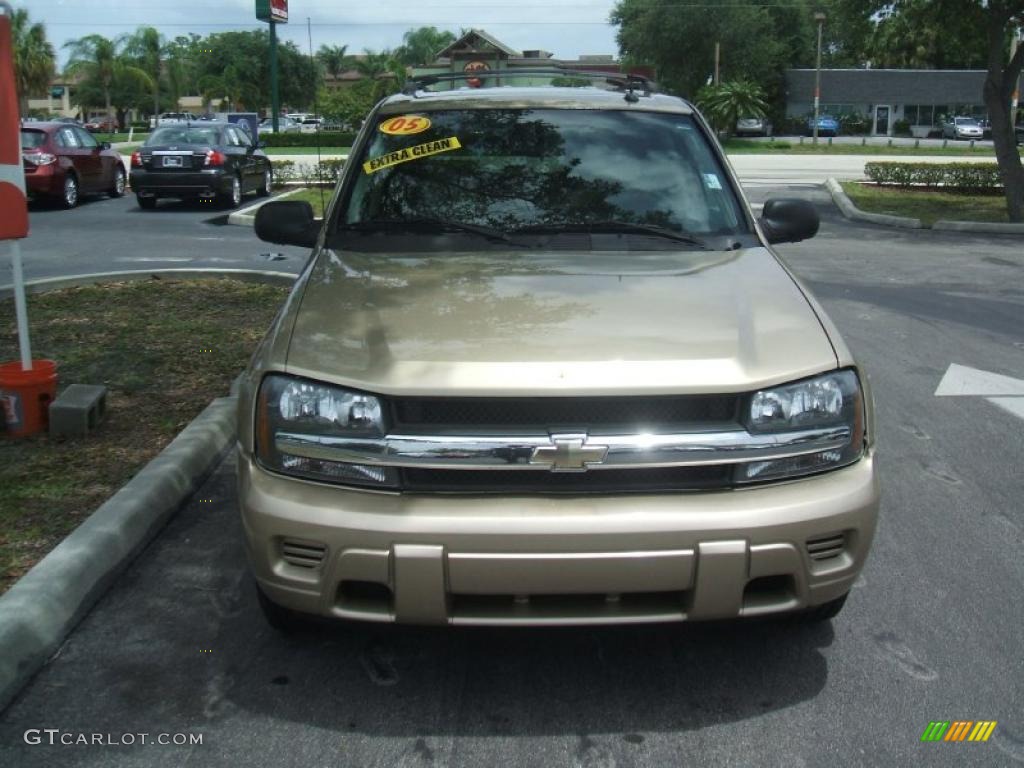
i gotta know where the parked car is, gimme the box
[149,111,198,128]
[805,115,839,137]
[129,121,272,209]
[298,116,324,134]
[977,118,992,139]
[84,116,118,132]
[734,117,772,137]
[942,117,984,140]
[259,116,301,134]
[21,122,126,208]
[242,79,879,631]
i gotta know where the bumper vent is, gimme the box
[806,534,845,562]
[280,538,327,569]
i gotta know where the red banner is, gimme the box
[0,12,29,240]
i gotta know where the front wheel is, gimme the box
[109,166,126,198]
[61,174,79,209]
[256,582,311,632]
[219,175,242,209]
[802,592,848,622]
[257,167,272,197]
[137,195,157,210]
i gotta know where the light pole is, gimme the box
[813,11,826,144]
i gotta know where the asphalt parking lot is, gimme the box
[1,185,1022,766]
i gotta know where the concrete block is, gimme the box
[49,384,108,437]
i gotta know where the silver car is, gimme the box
[943,117,984,140]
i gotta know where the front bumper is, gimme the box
[238,449,880,626]
[129,168,232,198]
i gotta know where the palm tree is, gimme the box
[11,9,56,117]
[696,80,768,137]
[316,44,349,80]
[353,49,406,101]
[64,34,153,130]
[123,26,164,120]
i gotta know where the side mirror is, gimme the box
[100,142,111,150]
[758,198,819,244]
[255,200,319,248]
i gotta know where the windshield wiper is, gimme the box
[514,221,709,248]
[340,217,516,244]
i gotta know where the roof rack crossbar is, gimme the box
[401,68,657,96]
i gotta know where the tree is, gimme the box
[697,80,769,136]
[394,27,456,67]
[316,44,349,79]
[64,34,153,129]
[11,8,56,117]
[123,26,165,119]
[352,49,405,101]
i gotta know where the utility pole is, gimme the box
[270,20,280,132]
[813,11,826,144]
[714,42,720,85]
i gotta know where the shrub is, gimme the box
[864,162,1003,192]
[892,119,912,137]
[260,131,356,147]
[270,160,297,186]
[836,112,869,135]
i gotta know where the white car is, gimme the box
[942,117,984,140]
[259,117,301,134]
[299,116,324,134]
[149,112,197,128]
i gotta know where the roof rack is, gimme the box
[402,68,657,101]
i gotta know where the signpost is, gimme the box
[256,0,288,133]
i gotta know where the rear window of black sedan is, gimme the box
[146,126,221,146]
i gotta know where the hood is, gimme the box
[284,247,838,396]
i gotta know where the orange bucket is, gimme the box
[0,360,58,438]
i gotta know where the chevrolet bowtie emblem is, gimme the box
[530,434,609,473]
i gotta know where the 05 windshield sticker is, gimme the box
[378,115,432,135]
[362,136,463,174]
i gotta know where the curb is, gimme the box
[932,219,1024,234]
[825,178,923,229]
[0,268,296,300]
[0,396,238,713]
[227,187,305,227]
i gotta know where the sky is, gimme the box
[14,0,623,67]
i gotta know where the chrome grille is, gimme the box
[401,465,733,494]
[390,394,739,432]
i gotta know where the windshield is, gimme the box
[146,126,220,146]
[20,129,47,149]
[340,108,748,240]
[955,118,979,125]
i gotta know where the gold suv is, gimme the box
[239,72,879,629]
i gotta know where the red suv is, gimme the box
[21,123,126,208]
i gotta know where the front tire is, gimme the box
[109,166,126,198]
[61,174,79,209]
[137,195,157,210]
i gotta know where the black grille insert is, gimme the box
[402,465,733,494]
[391,394,739,432]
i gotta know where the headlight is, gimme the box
[737,369,865,483]
[255,374,398,488]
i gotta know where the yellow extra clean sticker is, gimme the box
[378,115,432,135]
[363,136,463,174]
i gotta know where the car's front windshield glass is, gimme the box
[147,126,220,145]
[339,108,748,243]
[956,118,978,125]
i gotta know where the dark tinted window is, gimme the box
[343,108,747,236]
[20,129,47,149]
[147,126,221,146]
[74,127,99,148]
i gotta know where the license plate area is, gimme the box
[162,156,183,168]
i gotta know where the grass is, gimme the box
[722,139,996,156]
[840,181,1012,226]
[95,132,148,144]
[0,279,289,594]
[276,186,332,217]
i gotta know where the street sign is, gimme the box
[0,7,28,240]
[255,0,288,23]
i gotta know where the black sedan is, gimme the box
[129,121,272,210]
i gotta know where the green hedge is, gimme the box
[270,158,346,186]
[864,161,1003,191]
[260,131,357,147]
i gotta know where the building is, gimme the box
[411,29,652,89]
[785,69,988,137]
